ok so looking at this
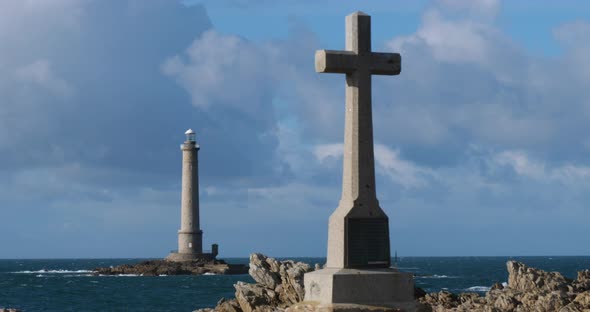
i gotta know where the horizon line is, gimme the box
[2,254,590,260]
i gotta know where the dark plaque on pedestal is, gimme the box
[347,218,390,268]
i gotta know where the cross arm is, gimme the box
[315,50,357,73]
[316,50,401,75]
[370,52,401,75]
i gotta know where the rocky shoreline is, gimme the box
[94,259,248,276]
[196,254,590,312]
[418,261,590,311]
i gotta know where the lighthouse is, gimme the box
[167,129,218,262]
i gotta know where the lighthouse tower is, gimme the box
[167,129,218,262]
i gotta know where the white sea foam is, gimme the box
[115,274,141,277]
[502,282,508,288]
[418,274,456,279]
[466,286,491,292]
[203,272,217,276]
[12,269,93,274]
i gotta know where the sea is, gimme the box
[1,256,590,312]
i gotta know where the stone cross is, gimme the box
[316,11,401,269]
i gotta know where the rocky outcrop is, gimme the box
[94,259,248,276]
[196,253,313,312]
[197,256,590,312]
[236,254,312,311]
[573,270,590,292]
[418,261,590,312]
[507,260,572,292]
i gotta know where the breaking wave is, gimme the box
[418,274,457,279]
[12,269,93,274]
[465,286,491,292]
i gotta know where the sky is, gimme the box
[1,0,590,258]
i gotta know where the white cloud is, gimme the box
[313,143,434,188]
[493,150,590,184]
[435,0,500,19]
[493,150,545,179]
[553,21,590,82]
[374,144,435,188]
[418,11,494,64]
[15,60,73,96]
[0,1,83,31]
[375,0,590,158]
[313,143,343,163]
[162,30,279,116]
[553,21,590,49]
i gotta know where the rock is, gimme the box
[573,270,590,292]
[204,254,312,312]
[489,291,519,311]
[94,259,248,276]
[217,298,243,312]
[249,254,282,290]
[0,309,22,312]
[577,270,590,282]
[458,292,480,304]
[204,257,590,312]
[490,283,504,291]
[518,291,569,312]
[277,260,310,305]
[507,261,571,292]
[559,291,590,311]
[573,291,590,307]
[235,281,279,312]
[418,261,590,312]
[247,253,311,307]
[194,299,242,312]
[437,291,460,309]
[418,291,460,309]
[286,302,406,312]
[418,292,438,307]
[415,287,427,299]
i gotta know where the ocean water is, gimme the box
[1,256,590,312]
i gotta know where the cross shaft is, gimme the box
[315,11,402,269]
[315,12,401,208]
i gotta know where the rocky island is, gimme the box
[195,254,590,312]
[94,259,248,276]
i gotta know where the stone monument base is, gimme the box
[303,268,415,312]
[287,302,411,312]
[166,252,216,262]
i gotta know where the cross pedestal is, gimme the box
[302,12,415,311]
